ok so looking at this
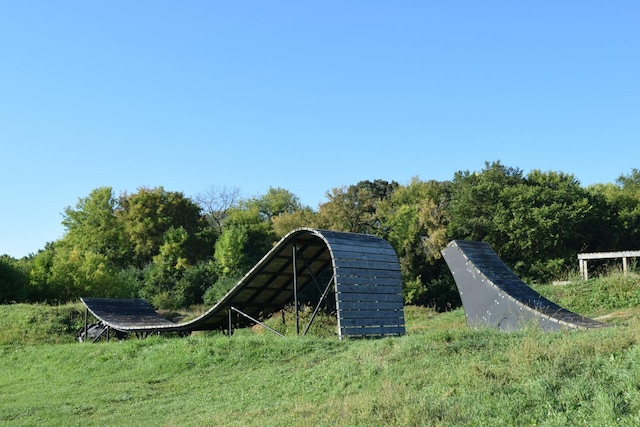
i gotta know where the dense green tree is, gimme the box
[617,169,640,249]
[15,164,640,308]
[236,187,318,238]
[0,255,30,303]
[37,187,135,301]
[448,162,611,283]
[379,177,455,307]
[62,187,129,266]
[248,187,305,220]
[448,161,524,246]
[493,170,604,281]
[176,260,218,307]
[317,179,399,236]
[139,225,217,309]
[28,243,58,302]
[382,178,450,272]
[141,226,191,308]
[589,169,640,251]
[214,190,302,274]
[117,187,209,267]
[271,207,318,238]
[29,242,134,302]
[27,186,216,304]
[214,204,273,276]
[203,273,241,306]
[59,248,127,299]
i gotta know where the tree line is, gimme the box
[2,161,639,310]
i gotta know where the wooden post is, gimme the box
[580,259,588,280]
[623,257,628,275]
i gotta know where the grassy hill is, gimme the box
[2,273,640,426]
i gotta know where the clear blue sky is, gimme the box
[1,2,638,258]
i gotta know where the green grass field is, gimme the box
[2,273,640,426]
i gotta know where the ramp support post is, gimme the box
[293,242,299,335]
[83,307,88,343]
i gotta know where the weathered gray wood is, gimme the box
[82,228,405,339]
[336,284,402,294]
[577,250,640,279]
[578,250,640,260]
[82,298,174,330]
[443,240,609,331]
[340,326,405,336]
[331,258,400,271]
[335,267,401,279]
[336,309,404,319]
[330,249,400,263]
[339,276,398,288]
[339,316,405,327]
[337,300,404,311]
[321,241,398,256]
[337,292,403,303]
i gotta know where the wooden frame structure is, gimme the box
[80,228,405,341]
[577,250,640,280]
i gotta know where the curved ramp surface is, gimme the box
[82,228,405,339]
[442,240,609,331]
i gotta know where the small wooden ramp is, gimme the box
[82,228,405,339]
[442,240,609,331]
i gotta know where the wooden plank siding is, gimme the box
[82,228,405,339]
[328,230,405,338]
[337,301,405,311]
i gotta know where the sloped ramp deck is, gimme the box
[82,228,405,339]
[442,240,609,331]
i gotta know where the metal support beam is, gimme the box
[303,275,335,336]
[230,306,285,338]
[90,323,109,343]
[292,242,299,335]
[83,307,88,343]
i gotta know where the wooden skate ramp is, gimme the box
[82,228,405,339]
[442,240,609,331]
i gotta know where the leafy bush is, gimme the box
[0,255,30,303]
[203,274,241,306]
